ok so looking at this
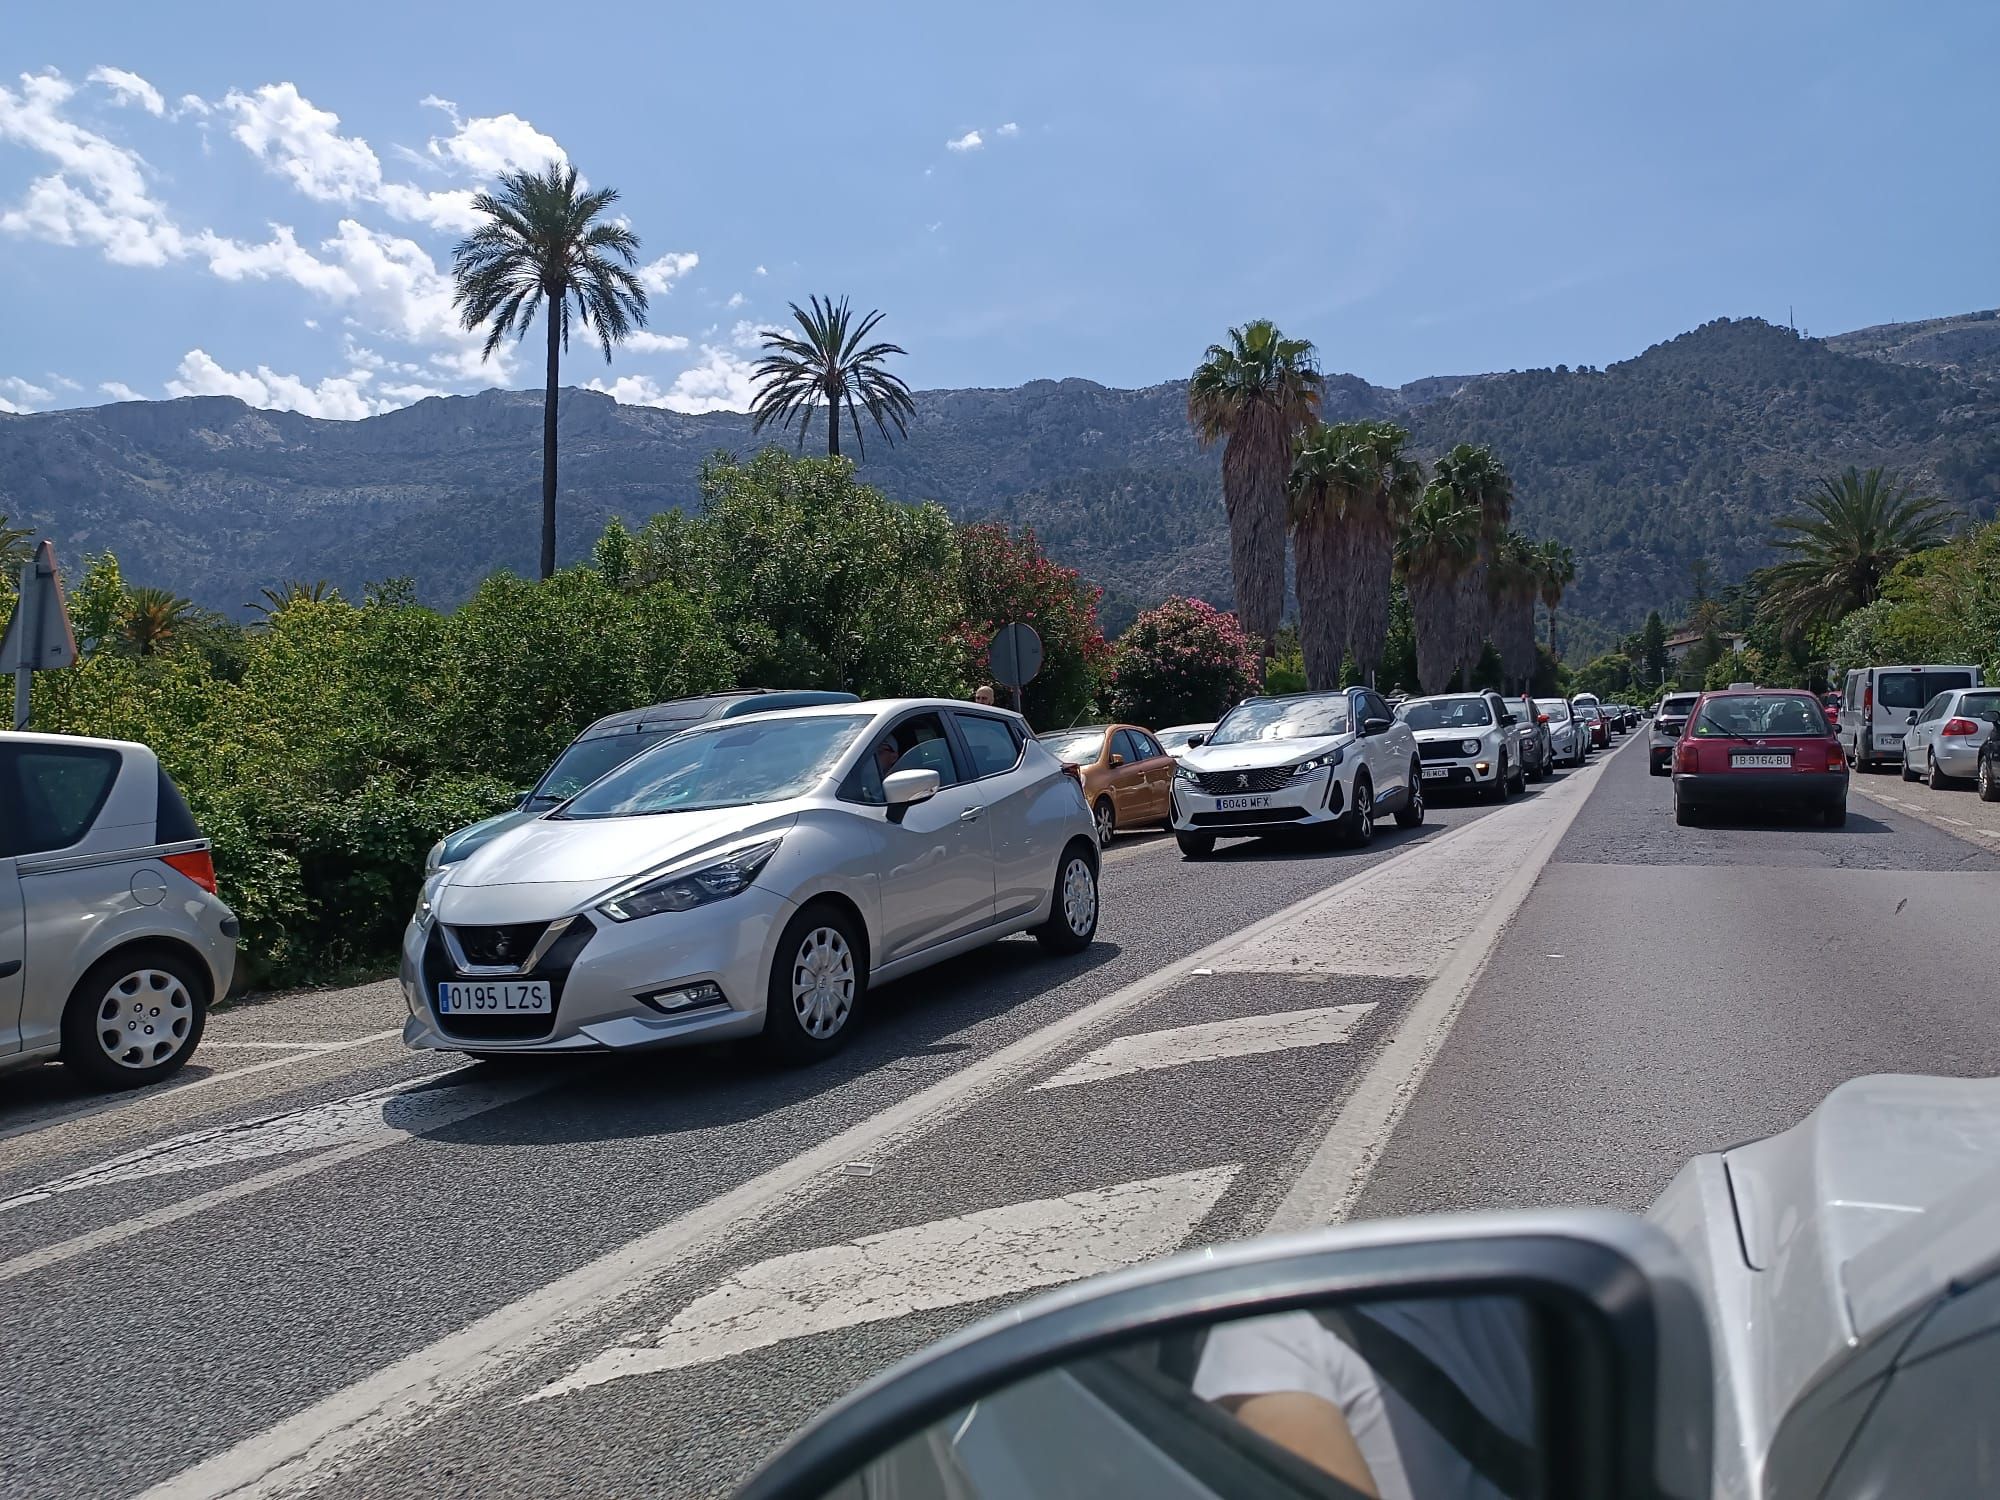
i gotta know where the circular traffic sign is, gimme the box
[987,622,1044,688]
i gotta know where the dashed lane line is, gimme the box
[1030,1005,1376,1090]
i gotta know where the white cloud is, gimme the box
[638,251,699,294]
[166,348,386,420]
[303,317,318,329]
[622,330,690,354]
[0,396,21,415]
[946,130,982,152]
[45,372,82,391]
[583,373,670,406]
[0,70,185,265]
[195,223,357,298]
[419,96,564,177]
[99,380,145,401]
[997,121,1020,137]
[729,319,777,349]
[176,93,211,118]
[666,345,758,413]
[0,376,53,408]
[88,66,165,117]
[753,264,767,276]
[725,291,745,309]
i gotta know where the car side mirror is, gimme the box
[513,789,534,810]
[734,1210,1714,1500]
[882,769,941,822]
[1363,716,1392,735]
[1186,734,1206,749]
[1907,711,1920,725]
[1108,753,1126,767]
[1500,712,1518,725]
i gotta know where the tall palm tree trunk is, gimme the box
[1224,411,1288,655]
[1346,521,1395,685]
[1454,557,1490,687]
[1409,569,1459,694]
[1294,518,1345,690]
[824,382,841,458]
[541,308,560,579]
[1546,605,1558,658]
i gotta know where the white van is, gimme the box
[1839,664,1985,771]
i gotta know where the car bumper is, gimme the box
[1170,769,1341,833]
[1415,757,1499,791]
[399,885,797,1054]
[1935,741,1984,776]
[1672,771,1848,806]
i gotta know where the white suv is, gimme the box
[1170,689,1422,858]
[1397,691,1527,801]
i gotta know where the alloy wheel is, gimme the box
[95,969,195,1071]
[1060,856,1098,937]
[1093,800,1115,848]
[790,926,856,1040]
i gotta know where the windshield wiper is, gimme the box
[1694,710,1758,741]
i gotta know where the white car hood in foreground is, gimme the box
[1411,727,1496,746]
[1178,734,1352,774]
[447,806,800,890]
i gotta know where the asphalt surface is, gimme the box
[4,732,1994,1499]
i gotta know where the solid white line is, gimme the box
[202,1041,370,1052]
[1262,735,1616,1232]
[1030,1005,1375,1090]
[139,802,1516,1500]
[528,1165,1241,1399]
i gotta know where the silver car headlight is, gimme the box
[597,838,783,923]
[415,869,449,931]
[1291,748,1343,777]
[1460,738,1481,756]
[1175,764,1200,783]
[423,838,445,876]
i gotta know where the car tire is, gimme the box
[1674,798,1698,827]
[1510,757,1527,794]
[1092,797,1116,848]
[1034,841,1101,955]
[760,902,866,1066]
[60,945,209,1090]
[1822,802,1847,828]
[1395,763,1426,827]
[1341,774,1376,846]
[1175,831,1216,860]
[1488,757,1511,803]
[1926,752,1951,790]
[1901,749,1919,782]
[1980,758,1999,803]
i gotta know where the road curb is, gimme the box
[1850,776,2000,855]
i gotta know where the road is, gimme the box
[4,733,1996,1499]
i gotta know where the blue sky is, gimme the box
[2,1,1994,418]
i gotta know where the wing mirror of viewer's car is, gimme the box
[1186,734,1207,748]
[883,769,942,823]
[734,1210,1714,1500]
[1363,716,1393,735]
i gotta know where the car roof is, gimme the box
[0,729,143,754]
[1038,724,1110,738]
[1403,691,1488,703]
[720,697,1030,729]
[577,689,860,738]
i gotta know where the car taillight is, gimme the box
[1827,742,1846,769]
[1863,684,1872,716]
[1942,717,1980,737]
[1536,714,1549,724]
[160,848,217,893]
[1675,743,1697,773]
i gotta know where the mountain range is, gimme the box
[5,310,1998,645]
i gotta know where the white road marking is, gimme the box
[138,805,1512,1500]
[528,1165,1241,1400]
[1264,736,1614,1231]
[1031,1005,1375,1090]
[202,1041,371,1052]
[0,1067,562,1286]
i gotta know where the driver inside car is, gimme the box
[1193,1296,1540,1500]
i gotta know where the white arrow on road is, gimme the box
[527,1163,1241,1402]
[1032,1004,1376,1090]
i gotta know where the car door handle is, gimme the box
[0,960,18,980]
[959,806,983,822]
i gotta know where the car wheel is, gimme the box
[1176,831,1216,859]
[1926,752,1951,790]
[1035,841,1100,955]
[1901,748,1919,782]
[1395,763,1426,827]
[1675,798,1698,827]
[1980,758,2000,803]
[1510,756,1527,793]
[60,946,209,1090]
[1489,757,1511,803]
[1092,797,1116,848]
[1344,776,1376,848]
[760,902,865,1065]
[1822,802,1848,828]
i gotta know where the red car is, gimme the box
[1672,687,1849,827]
[1577,702,1610,748]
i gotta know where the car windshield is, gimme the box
[553,715,868,817]
[1399,698,1493,730]
[1535,700,1571,721]
[1039,729,1108,765]
[1878,671,1973,709]
[1661,697,1699,716]
[1692,694,1828,737]
[1577,705,1601,720]
[1157,727,1205,752]
[1209,697,1352,744]
[529,726,690,806]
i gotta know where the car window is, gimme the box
[1879,671,1972,710]
[1691,694,1827,737]
[1917,693,1947,722]
[1128,730,1167,761]
[1399,698,1494,731]
[0,743,125,856]
[556,714,868,817]
[1359,692,1393,726]
[1039,729,1108,766]
[953,712,1024,778]
[1957,692,2000,722]
[1535,699,1570,721]
[156,767,202,843]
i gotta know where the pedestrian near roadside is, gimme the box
[973,684,997,705]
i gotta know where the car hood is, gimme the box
[1409,726,1498,745]
[437,808,536,866]
[1178,734,1353,772]
[445,806,801,891]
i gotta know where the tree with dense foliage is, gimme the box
[1423,444,1515,685]
[122,587,200,656]
[1286,420,1422,688]
[750,296,916,459]
[1752,467,1956,637]
[0,515,30,601]
[1534,539,1576,656]
[1640,610,1670,693]
[1488,532,1542,691]
[1397,485,1481,693]
[247,580,339,618]
[1108,597,1263,728]
[633,449,965,696]
[955,522,1110,726]
[451,162,649,581]
[1187,321,1323,655]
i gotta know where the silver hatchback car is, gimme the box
[402,699,1102,1064]
[1,731,239,1088]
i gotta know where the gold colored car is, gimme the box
[1036,724,1176,846]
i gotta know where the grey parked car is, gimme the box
[426,689,860,871]
[1898,685,2000,788]
[1505,695,1554,780]
[1,732,238,1088]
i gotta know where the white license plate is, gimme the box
[1213,794,1272,812]
[1730,753,1792,769]
[438,980,552,1015]
[1880,733,1902,745]
[1421,766,1452,779]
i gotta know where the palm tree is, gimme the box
[1188,321,1323,655]
[1534,539,1576,657]
[1287,420,1421,688]
[1490,532,1541,692]
[451,163,649,581]
[245,579,339,618]
[123,587,198,656]
[0,517,30,608]
[1425,444,1514,683]
[750,296,917,459]
[1397,486,1481,693]
[1752,466,1955,634]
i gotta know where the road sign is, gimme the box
[987,622,1043,689]
[1,540,77,729]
